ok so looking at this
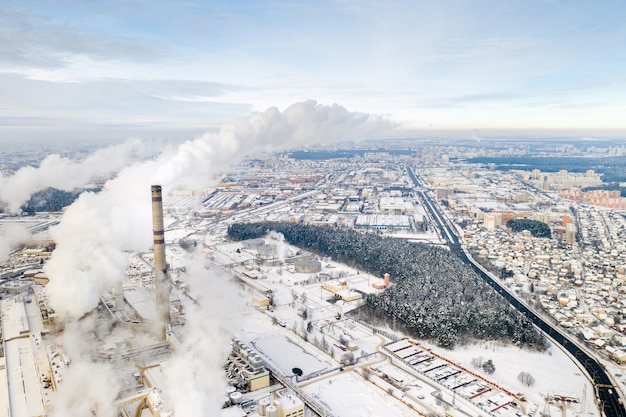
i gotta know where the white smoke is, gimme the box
[51,318,121,417]
[265,231,293,260]
[26,101,392,415]
[162,255,244,416]
[43,100,391,319]
[0,223,31,260]
[152,100,392,188]
[51,362,120,417]
[0,138,145,213]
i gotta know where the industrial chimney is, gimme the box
[151,185,169,340]
[152,185,167,273]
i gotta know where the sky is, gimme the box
[2,0,626,141]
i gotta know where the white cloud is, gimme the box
[3,1,626,131]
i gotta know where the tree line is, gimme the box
[227,222,548,351]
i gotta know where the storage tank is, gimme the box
[226,386,236,394]
[266,405,279,417]
[229,391,243,404]
[258,398,270,416]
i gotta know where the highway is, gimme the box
[407,167,626,417]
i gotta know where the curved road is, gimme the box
[408,167,625,417]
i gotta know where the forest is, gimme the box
[228,222,548,351]
[506,219,551,238]
[9,187,95,215]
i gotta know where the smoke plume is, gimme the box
[162,256,244,416]
[152,100,392,188]
[0,223,31,260]
[51,318,121,417]
[15,101,391,415]
[43,100,391,319]
[0,138,145,213]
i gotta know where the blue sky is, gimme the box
[2,0,626,140]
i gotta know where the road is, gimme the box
[407,167,626,417]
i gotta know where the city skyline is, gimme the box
[2,0,626,142]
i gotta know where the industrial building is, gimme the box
[355,214,411,230]
[227,339,271,392]
[0,280,32,295]
[269,389,305,417]
[0,297,51,416]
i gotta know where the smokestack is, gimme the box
[151,185,169,340]
[152,185,167,273]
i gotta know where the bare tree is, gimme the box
[340,351,355,365]
[517,371,535,387]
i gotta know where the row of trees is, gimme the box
[228,222,547,351]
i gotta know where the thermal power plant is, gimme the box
[152,185,170,340]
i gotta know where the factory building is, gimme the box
[373,272,391,289]
[0,280,32,295]
[227,339,270,391]
[322,279,348,293]
[0,298,50,416]
[142,365,173,417]
[22,269,49,285]
[321,279,363,302]
[147,388,172,417]
[355,214,411,230]
[21,248,52,258]
[379,196,414,215]
[269,389,305,417]
[251,296,270,307]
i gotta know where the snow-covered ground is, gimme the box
[301,371,418,417]
[217,237,606,417]
[438,339,598,417]
[252,334,333,378]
